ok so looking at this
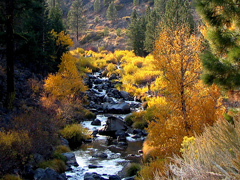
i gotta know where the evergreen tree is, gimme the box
[104,0,113,7]
[133,0,139,6]
[127,10,147,56]
[154,0,166,14]
[94,0,101,13]
[67,0,85,40]
[196,0,240,90]
[106,2,117,21]
[163,0,194,30]
[49,5,65,33]
[144,10,160,53]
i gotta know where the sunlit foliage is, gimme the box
[44,52,87,99]
[160,116,240,179]
[138,25,225,179]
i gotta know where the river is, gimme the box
[65,72,144,180]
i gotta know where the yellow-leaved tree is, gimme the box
[44,52,87,99]
[142,25,225,164]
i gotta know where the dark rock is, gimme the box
[33,153,44,165]
[88,165,103,168]
[98,116,128,137]
[133,129,143,135]
[23,164,35,179]
[109,175,121,180]
[91,119,101,126]
[142,129,148,136]
[131,134,141,139]
[138,150,143,154]
[84,172,107,180]
[34,168,67,180]
[103,95,115,103]
[123,177,135,180]
[109,73,117,80]
[92,152,108,159]
[119,91,131,100]
[84,139,93,143]
[62,152,78,167]
[92,130,99,137]
[60,136,69,147]
[93,79,102,84]
[103,102,130,114]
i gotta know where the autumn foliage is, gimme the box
[138,26,225,179]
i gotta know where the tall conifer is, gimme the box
[67,0,85,40]
[196,0,240,89]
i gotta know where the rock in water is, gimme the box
[91,119,101,126]
[103,102,130,114]
[34,168,66,180]
[98,116,128,137]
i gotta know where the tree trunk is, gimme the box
[5,0,15,110]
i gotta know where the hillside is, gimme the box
[74,0,154,51]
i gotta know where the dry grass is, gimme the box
[155,117,240,179]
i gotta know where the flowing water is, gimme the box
[66,73,144,180]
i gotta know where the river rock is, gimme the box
[92,152,108,159]
[119,91,131,100]
[123,177,135,180]
[84,172,107,180]
[62,152,78,167]
[34,168,66,180]
[103,102,130,114]
[91,119,101,126]
[98,116,128,137]
[60,136,69,147]
[88,165,103,168]
[109,175,121,180]
[109,73,117,80]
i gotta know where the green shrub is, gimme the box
[60,124,91,149]
[126,163,141,177]
[116,28,121,36]
[124,114,134,126]
[103,27,109,36]
[55,145,71,154]
[95,16,99,23]
[133,121,147,130]
[83,109,96,120]
[39,159,66,173]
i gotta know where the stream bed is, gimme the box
[65,73,145,180]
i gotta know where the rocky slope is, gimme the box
[73,0,154,51]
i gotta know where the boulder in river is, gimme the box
[84,172,107,180]
[98,116,128,137]
[103,102,130,114]
[91,119,101,126]
[109,175,121,180]
[92,152,108,159]
[62,152,78,167]
[34,168,66,180]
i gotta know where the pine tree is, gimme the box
[67,0,85,41]
[49,5,65,33]
[94,0,101,13]
[163,0,194,30]
[127,10,147,56]
[196,0,240,90]
[133,0,139,6]
[103,0,112,7]
[144,10,160,53]
[154,0,166,14]
[106,2,117,21]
